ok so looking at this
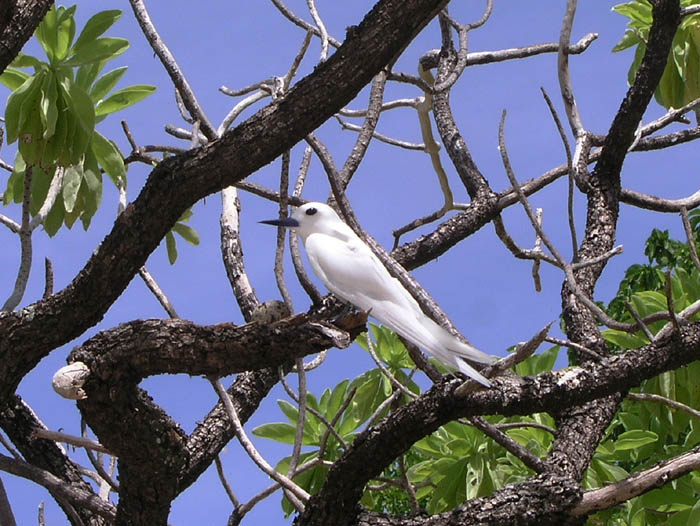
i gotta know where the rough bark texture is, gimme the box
[0,0,52,75]
[0,0,696,524]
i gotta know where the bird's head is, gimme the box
[261,202,353,242]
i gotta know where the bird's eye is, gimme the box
[305,207,318,216]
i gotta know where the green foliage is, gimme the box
[251,218,700,521]
[164,208,200,264]
[589,222,700,524]
[613,0,700,111]
[0,5,155,234]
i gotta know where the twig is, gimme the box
[270,0,341,48]
[273,152,295,309]
[210,378,310,509]
[279,372,348,451]
[541,87,578,260]
[139,267,179,318]
[335,116,425,151]
[289,146,323,304]
[31,428,110,454]
[306,0,328,60]
[220,187,260,322]
[215,456,240,507]
[366,334,418,400]
[0,453,116,520]
[128,0,216,138]
[664,270,681,334]
[558,0,585,136]
[680,206,700,272]
[218,90,269,136]
[287,359,308,479]
[572,445,700,516]
[433,11,469,93]
[281,31,314,91]
[624,300,655,342]
[398,455,419,512]
[420,33,599,70]
[627,392,700,420]
[339,71,388,188]
[469,416,548,473]
[495,421,557,435]
[81,420,119,492]
[544,336,603,362]
[339,98,422,117]
[0,213,20,234]
[42,258,53,299]
[2,167,33,312]
[28,166,64,231]
[220,79,274,97]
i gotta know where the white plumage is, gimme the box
[262,202,495,386]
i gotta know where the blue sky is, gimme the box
[1,1,699,524]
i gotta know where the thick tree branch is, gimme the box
[0,0,52,75]
[299,323,700,525]
[0,0,450,407]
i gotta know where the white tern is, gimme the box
[262,202,495,387]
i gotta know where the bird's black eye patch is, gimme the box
[305,207,318,216]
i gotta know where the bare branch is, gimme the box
[139,267,179,319]
[0,453,116,520]
[221,188,260,322]
[306,0,329,60]
[270,0,341,48]
[680,206,700,272]
[31,428,111,455]
[210,378,310,510]
[2,167,33,312]
[558,0,585,135]
[215,455,240,507]
[469,416,548,473]
[572,445,700,516]
[128,0,216,138]
[42,258,53,299]
[627,392,700,420]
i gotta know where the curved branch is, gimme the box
[300,322,700,525]
[0,0,451,407]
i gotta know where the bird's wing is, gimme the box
[304,233,417,312]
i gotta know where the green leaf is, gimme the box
[72,10,122,53]
[166,231,177,264]
[613,28,642,52]
[29,166,52,216]
[95,84,156,117]
[90,131,125,186]
[10,52,45,70]
[81,150,102,230]
[614,429,658,451]
[62,165,83,213]
[75,61,107,91]
[90,66,127,101]
[0,68,30,91]
[172,223,200,246]
[40,73,59,139]
[602,329,649,349]
[5,74,42,143]
[251,422,298,444]
[54,6,77,61]
[43,197,65,237]
[36,6,58,62]
[64,37,129,66]
[65,81,96,134]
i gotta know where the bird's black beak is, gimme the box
[260,217,300,228]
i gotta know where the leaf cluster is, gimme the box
[613,0,700,112]
[0,5,155,233]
